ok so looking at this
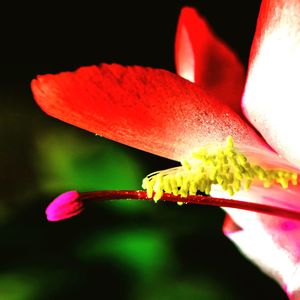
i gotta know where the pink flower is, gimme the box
[31,1,300,298]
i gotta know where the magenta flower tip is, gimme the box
[45,190,84,222]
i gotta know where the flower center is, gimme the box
[142,136,298,202]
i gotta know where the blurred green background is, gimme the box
[0,1,289,299]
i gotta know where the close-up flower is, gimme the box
[31,0,300,299]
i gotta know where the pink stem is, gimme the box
[79,190,300,221]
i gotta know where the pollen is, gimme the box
[142,136,298,201]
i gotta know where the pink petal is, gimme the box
[175,7,245,115]
[46,190,84,221]
[212,140,300,295]
[224,211,300,298]
[32,63,265,162]
[219,180,300,297]
[243,0,300,168]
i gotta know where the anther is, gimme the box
[142,136,298,202]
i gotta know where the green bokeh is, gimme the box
[0,273,39,300]
[134,278,229,300]
[35,128,148,213]
[36,129,143,191]
[77,228,174,282]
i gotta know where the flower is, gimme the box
[31,1,300,298]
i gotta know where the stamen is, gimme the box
[142,136,298,201]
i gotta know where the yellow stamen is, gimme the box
[142,136,298,202]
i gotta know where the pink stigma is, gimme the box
[46,190,84,222]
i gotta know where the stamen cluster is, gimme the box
[142,136,298,202]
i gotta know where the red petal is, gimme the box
[243,0,300,168]
[222,214,242,235]
[32,64,265,161]
[175,7,245,115]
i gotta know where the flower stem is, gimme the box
[79,190,300,221]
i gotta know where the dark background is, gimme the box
[1,1,289,299]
